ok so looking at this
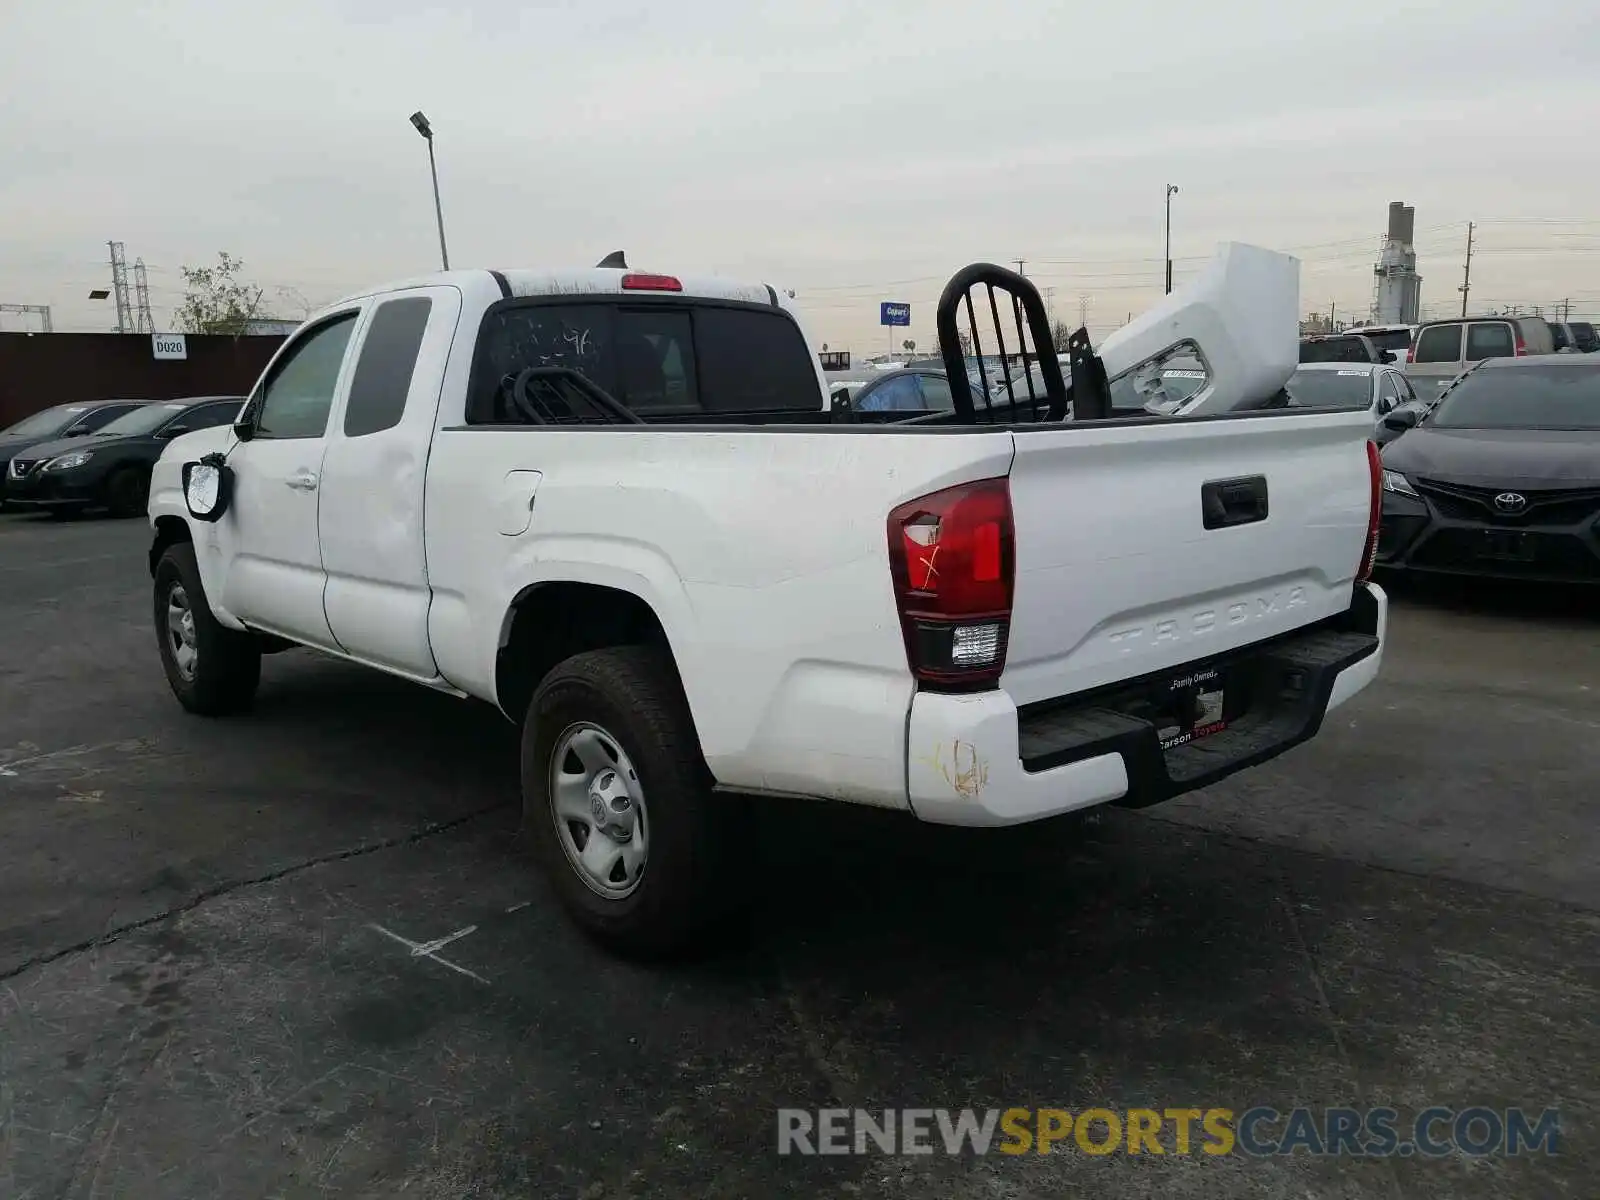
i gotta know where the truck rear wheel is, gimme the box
[521,646,737,959]
[153,542,261,715]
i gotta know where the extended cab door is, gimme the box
[221,309,363,648]
[317,286,461,678]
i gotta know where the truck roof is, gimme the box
[324,267,787,314]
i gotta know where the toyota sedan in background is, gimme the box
[1376,356,1600,583]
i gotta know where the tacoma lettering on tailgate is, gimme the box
[1105,587,1307,654]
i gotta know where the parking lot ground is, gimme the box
[1,511,1597,1199]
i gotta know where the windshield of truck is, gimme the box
[1284,369,1374,409]
[2,405,85,438]
[97,402,188,436]
[1429,364,1600,430]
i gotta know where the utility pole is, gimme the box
[1458,222,1474,318]
[1561,298,1571,322]
[1078,294,1090,330]
[1014,259,1026,277]
[1164,184,1180,295]
[1328,301,1336,331]
[107,241,133,334]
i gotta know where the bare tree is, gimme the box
[174,252,266,335]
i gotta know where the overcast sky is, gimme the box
[2,0,1597,349]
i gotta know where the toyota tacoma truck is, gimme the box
[145,244,1387,957]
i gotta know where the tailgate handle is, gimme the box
[1202,476,1269,529]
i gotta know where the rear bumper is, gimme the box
[905,583,1386,826]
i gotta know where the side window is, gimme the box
[253,314,359,440]
[857,375,922,412]
[1376,373,1400,411]
[918,374,956,412]
[1467,322,1515,360]
[615,310,698,412]
[1412,324,1463,364]
[1398,374,1418,402]
[186,402,245,431]
[75,404,140,432]
[345,298,433,437]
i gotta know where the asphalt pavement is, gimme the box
[1,511,1595,1199]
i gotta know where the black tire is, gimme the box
[153,542,261,716]
[520,646,740,959]
[105,466,150,518]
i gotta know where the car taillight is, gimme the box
[1514,335,1527,356]
[1358,439,1382,583]
[887,477,1014,690]
[620,273,683,292]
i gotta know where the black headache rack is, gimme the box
[931,262,1113,424]
[495,366,647,427]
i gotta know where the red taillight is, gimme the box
[1358,439,1382,583]
[620,273,683,292]
[887,478,1015,689]
[1514,336,1527,356]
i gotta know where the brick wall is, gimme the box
[0,332,286,429]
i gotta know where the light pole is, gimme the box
[409,111,451,271]
[1164,184,1179,295]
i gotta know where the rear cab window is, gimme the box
[468,299,818,422]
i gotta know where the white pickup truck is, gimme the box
[146,246,1386,956]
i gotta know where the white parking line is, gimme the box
[367,923,488,984]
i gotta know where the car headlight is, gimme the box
[1381,469,1419,499]
[44,451,93,472]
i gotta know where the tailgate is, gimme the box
[1000,409,1373,706]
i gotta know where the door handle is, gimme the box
[1201,475,1268,529]
[284,470,319,492]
